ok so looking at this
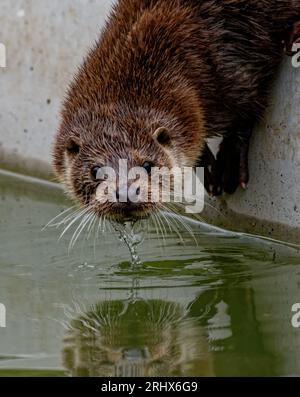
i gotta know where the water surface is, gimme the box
[0,170,300,376]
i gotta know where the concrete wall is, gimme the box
[0,0,114,178]
[0,0,299,243]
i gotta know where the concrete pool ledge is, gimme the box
[200,58,300,245]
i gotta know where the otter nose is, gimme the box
[116,185,141,203]
[116,184,128,202]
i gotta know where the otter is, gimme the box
[62,299,213,376]
[53,0,300,222]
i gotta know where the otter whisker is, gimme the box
[103,217,109,234]
[171,200,206,227]
[171,194,222,222]
[54,207,90,229]
[159,207,184,246]
[152,212,161,241]
[154,212,168,245]
[152,213,160,240]
[158,209,173,235]
[168,204,197,237]
[58,207,89,233]
[68,214,89,251]
[160,205,185,245]
[106,219,114,234]
[87,213,98,240]
[155,212,168,247]
[161,204,186,242]
[173,215,199,246]
[92,215,103,257]
[96,214,104,238]
[59,206,90,242]
[69,212,94,251]
[42,206,77,230]
[162,203,198,245]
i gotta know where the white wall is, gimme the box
[0,0,114,177]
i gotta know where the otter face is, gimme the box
[52,108,185,222]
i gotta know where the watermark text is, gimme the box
[0,43,6,68]
[94,160,205,214]
[0,303,6,328]
[292,303,300,328]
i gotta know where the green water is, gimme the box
[0,170,300,377]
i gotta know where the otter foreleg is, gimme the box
[201,127,252,197]
[216,133,251,195]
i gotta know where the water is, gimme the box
[113,222,144,267]
[1,169,300,377]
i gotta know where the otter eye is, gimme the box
[142,161,154,174]
[153,127,171,146]
[91,166,101,181]
[66,139,80,155]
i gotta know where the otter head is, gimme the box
[52,105,195,223]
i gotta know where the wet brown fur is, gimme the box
[53,0,300,219]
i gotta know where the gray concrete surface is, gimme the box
[0,0,299,243]
[0,0,114,178]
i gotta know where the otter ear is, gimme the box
[66,137,81,156]
[153,127,171,146]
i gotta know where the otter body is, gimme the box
[53,0,300,221]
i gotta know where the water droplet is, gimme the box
[113,221,144,266]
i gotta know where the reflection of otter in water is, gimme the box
[62,300,213,377]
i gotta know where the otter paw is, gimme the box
[216,137,249,195]
[199,142,222,196]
